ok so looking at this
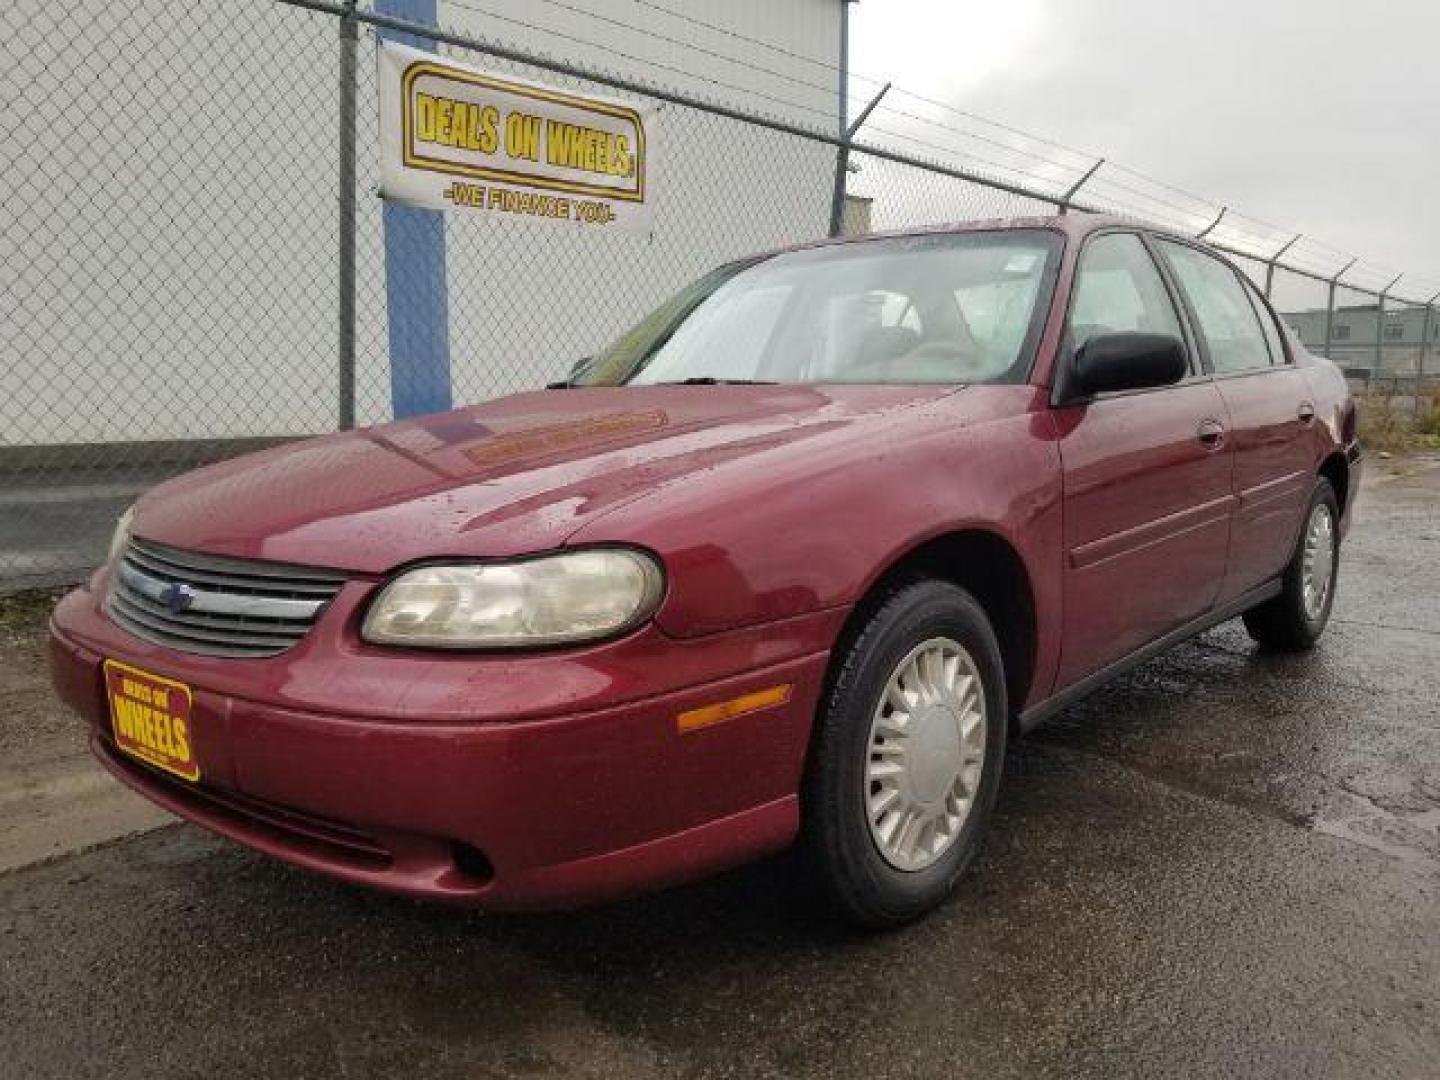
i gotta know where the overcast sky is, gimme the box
[851,0,1439,294]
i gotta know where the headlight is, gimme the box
[107,505,135,566]
[361,549,665,649]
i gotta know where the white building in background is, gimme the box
[2,0,846,447]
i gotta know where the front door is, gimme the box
[1156,241,1315,602]
[1053,232,1235,688]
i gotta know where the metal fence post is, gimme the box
[1264,233,1301,298]
[837,0,849,138]
[1416,291,1439,419]
[828,82,890,238]
[1196,206,1227,240]
[336,0,358,431]
[1057,157,1104,216]
[1323,257,1356,363]
[1374,289,1384,378]
[1376,274,1402,379]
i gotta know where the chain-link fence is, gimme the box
[3,0,1437,590]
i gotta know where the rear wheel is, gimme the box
[1242,478,1340,650]
[802,580,1007,928]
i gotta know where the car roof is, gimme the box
[759,213,1200,261]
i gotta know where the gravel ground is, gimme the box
[1,455,1437,1079]
[0,589,170,871]
[0,590,70,759]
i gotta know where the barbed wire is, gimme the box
[876,84,1100,167]
[508,0,1106,175]
[1083,175,1216,224]
[1100,159,1214,213]
[629,0,1110,175]
[621,0,855,80]
[856,124,1075,194]
[444,0,1099,185]
[439,0,1438,302]
[348,0,1440,299]
[620,0,1103,168]
[869,102,1093,179]
[517,0,854,107]
[440,0,842,127]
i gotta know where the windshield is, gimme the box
[574,229,1062,387]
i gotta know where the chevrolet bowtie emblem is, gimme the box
[158,581,195,614]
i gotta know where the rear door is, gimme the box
[1053,232,1234,688]
[1155,240,1314,602]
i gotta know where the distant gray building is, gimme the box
[1281,303,1438,375]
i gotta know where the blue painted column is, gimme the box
[377,0,452,418]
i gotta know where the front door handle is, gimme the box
[1298,402,1316,425]
[1197,418,1226,450]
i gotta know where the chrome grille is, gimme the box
[105,538,346,658]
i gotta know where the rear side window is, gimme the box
[1068,233,1185,352]
[1241,277,1290,365]
[1159,241,1273,374]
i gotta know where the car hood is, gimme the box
[132,384,959,573]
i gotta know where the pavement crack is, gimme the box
[1029,741,1440,875]
[1026,739,1314,829]
[1331,617,1440,638]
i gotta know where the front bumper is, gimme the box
[50,581,837,909]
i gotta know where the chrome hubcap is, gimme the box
[865,637,987,872]
[1301,503,1336,621]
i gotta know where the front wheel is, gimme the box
[1242,477,1341,650]
[802,580,1007,928]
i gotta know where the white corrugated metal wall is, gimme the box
[1,0,843,444]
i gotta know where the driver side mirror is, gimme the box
[1057,332,1187,404]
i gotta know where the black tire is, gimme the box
[1242,477,1341,650]
[802,580,1007,929]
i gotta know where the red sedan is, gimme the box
[50,215,1360,926]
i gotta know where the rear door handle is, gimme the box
[1197,418,1226,450]
[1298,402,1316,425]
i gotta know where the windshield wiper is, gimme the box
[546,355,599,389]
[654,377,778,386]
[549,372,779,389]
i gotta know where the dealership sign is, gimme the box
[377,41,656,232]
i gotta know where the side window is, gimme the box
[1159,242,1273,374]
[1068,233,1186,354]
[1242,278,1289,364]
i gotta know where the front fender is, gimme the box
[567,385,1065,703]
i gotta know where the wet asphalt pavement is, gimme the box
[2,460,1438,1079]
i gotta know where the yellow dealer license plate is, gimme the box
[103,659,200,782]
